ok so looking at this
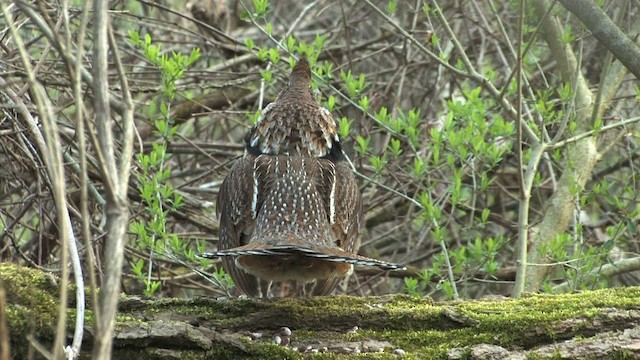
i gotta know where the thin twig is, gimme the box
[69,1,92,357]
[1,4,79,358]
[548,115,640,149]
[513,0,527,299]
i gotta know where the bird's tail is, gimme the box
[200,243,405,271]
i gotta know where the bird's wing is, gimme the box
[334,160,364,253]
[216,154,269,297]
[311,157,364,295]
[316,157,363,251]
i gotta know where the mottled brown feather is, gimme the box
[208,58,402,297]
[216,155,264,297]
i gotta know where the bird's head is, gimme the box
[287,57,312,90]
[246,56,340,158]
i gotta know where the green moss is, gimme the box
[134,296,271,320]
[1,263,60,358]
[4,262,639,359]
[246,342,302,359]
[610,349,636,360]
[271,288,640,358]
[1,263,58,334]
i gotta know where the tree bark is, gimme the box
[559,0,640,80]
[524,0,599,292]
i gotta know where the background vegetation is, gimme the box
[1,0,639,358]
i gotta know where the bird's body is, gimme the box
[202,58,402,297]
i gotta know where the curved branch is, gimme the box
[559,0,640,80]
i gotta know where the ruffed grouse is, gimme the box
[202,58,403,297]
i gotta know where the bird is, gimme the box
[201,57,403,297]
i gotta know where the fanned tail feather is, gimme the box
[200,244,405,271]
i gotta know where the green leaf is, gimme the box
[268,47,279,64]
[130,259,144,277]
[327,95,336,111]
[314,34,327,51]
[338,117,351,138]
[359,95,369,111]
[297,42,308,55]
[145,280,161,296]
[387,0,397,14]
[388,138,402,157]
[412,157,425,178]
[252,0,268,16]
[129,30,140,45]
[244,38,255,50]
[558,82,572,100]
[260,69,273,83]
[481,208,490,223]
[370,155,387,174]
[249,109,262,124]
[439,280,454,299]
[257,47,268,61]
[404,277,419,296]
[561,24,575,44]
[286,35,296,51]
[375,107,389,124]
[355,135,370,155]
[592,117,603,135]
[160,102,169,118]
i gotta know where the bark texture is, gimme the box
[3,264,640,359]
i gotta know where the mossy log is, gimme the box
[2,263,640,359]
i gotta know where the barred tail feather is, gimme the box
[293,248,405,271]
[199,244,405,271]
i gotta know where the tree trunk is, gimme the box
[3,263,639,359]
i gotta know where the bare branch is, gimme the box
[91,1,132,359]
[559,0,640,80]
